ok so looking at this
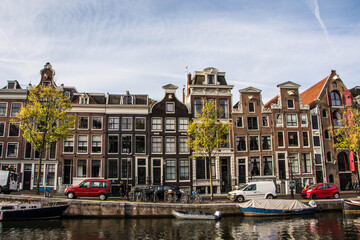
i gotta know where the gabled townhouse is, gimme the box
[183,67,234,194]
[149,84,192,190]
[105,91,149,192]
[300,70,353,190]
[232,87,273,186]
[264,81,314,193]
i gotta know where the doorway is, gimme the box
[23,164,32,190]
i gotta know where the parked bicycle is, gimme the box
[191,190,203,204]
[165,189,178,203]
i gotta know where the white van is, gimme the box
[0,170,19,194]
[228,181,277,202]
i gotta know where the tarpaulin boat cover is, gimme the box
[238,199,313,211]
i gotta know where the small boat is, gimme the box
[172,210,221,220]
[0,202,69,221]
[237,199,318,217]
[341,199,360,214]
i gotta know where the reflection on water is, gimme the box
[0,212,360,240]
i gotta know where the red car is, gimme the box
[64,179,111,200]
[301,183,340,199]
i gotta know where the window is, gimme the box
[166,103,175,113]
[331,91,342,106]
[289,154,300,174]
[0,142,3,157]
[78,117,88,129]
[178,118,188,131]
[311,115,319,129]
[327,152,332,162]
[108,159,118,178]
[278,131,284,147]
[286,114,297,127]
[247,117,258,130]
[10,103,21,117]
[302,132,310,147]
[24,141,31,158]
[0,122,4,136]
[165,137,176,153]
[121,135,132,153]
[179,159,189,180]
[151,118,162,131]
[300,114,307,126]
[288,132,299,147]
[263,156,273,176]
[194,98,202,117]
[315,154,322,165]
[49,142,56,159]
[8,122,20,137]
[77,159,87,177]
[179,137,189,153]
[166,159,176,181]
[261,136,271,150]
[91,160,101,177]
[302,153,311,173]
[236,136,246,151]
[333,111,343,127]
[77,135,88,153]
[313,136,321,147]
[92,117,102,129]
[236,117,243,127]
[80,97,89,104]
[91,135,102,153]
[135,118,146,130]
[121,158,132,178]
[324,130,330,139]
[332,81,337,87]
[0,103,7,116]
[108,135,119,153]
[122,117,132,130]
[250,156,260,176]
[262,116,269,127]
[248,102,255,113]
[165,118,176,131]
[196,157,215,180]
[123,95,132,105]
[135,135,145,153]
[108,117,119,130]
[64,137,74,153]
[207,75,214,84]
[151,137,162,153]
[287,99,294,109]
[249,136,259,151]
[322,109,327,118]
[219,99,228,118]
[6,143,18,158]
[276,114,283,126]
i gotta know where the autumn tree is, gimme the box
[330,107,360,179]
[14,85,76,195]
[187,99,231,201]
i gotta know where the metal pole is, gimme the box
[288,155,295,199]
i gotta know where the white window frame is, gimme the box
[135,117,146,131]
[91,135,102,154]
[286,114,298,127]
[151,136,162,154]
[92,116,103,130]
[287,99,295,109]
[0,122,5,137]
[165,137,176,154]
[151,117,162,131]
[288,131,299,148]
[165,118,176,132]
[277,131,285,148]
[63,136,74,153]
[0,102,7,117]
[236,117,243,128]
[179,137,189,154]
[262,116,269,127]
[248,102,255,113]
[6,142,19,158]
[276,113,283,127]
[249,135,259,151]
[108,117,119,130]
[10,102,22,117]
[261,135,272,151]
[300,114,308,127]
[236,136,247,152]
[166,102,175,113]
[77,135,88,154]
[178,118,189,132]
[78,116,89,130]
[121,117,133,131]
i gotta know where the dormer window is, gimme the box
[248,102,255,113]
[332,82,337,87]
[166,102,175,113]
[207,75,214,84]
[123,95,132,105]
[7,82,15,89]
[80,96,89,104]
[287,99,294,109]
[64,91,70,98]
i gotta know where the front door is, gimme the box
[137,158,147,185]
[238,158,246,185]
[221,158,230,193]
[152,159,161,185]
[23,164,32,190]
[63,159,73,184]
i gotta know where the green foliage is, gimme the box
[187,99,231,200]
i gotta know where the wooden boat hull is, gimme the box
[0,205,69,221]
[172,210,221,220]
[239,206,317,217]
[342,199,360,214]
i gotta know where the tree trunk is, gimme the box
[208,154,213,201]
[36,152,43,195]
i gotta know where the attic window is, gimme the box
[332,82,337,88]
[207,75,214,84]
[123,96,132,105]
[7,82,15,89]
[80,97,89,104]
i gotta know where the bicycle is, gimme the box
[180,189,191,203]
[191,190,203,204]
[165,189,178,203]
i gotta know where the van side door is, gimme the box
[77,180,90,196]
[244,184,260,199]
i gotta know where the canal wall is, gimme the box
[0,195,344,218]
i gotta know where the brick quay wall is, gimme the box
[0,195,343,218]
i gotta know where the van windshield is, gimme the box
[238,184,248,190]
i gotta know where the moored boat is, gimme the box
[0,202,69,221]
[172,210,221,220]
[341,199,360,214]
[237,199,318,217]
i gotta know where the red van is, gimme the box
[64,179,111,200]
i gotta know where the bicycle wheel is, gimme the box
[166,194,173,203]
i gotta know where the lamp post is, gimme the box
[288,155,295,199]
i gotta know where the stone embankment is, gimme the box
[0,194,343,218]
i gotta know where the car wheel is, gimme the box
[236,195,245,203]
[266,194,274,199]
[67,192,75,199]
[334,192,340,199]
[99,194,106,201]
[310,193,316,199]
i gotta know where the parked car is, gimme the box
[301,183,340,199]
[153,185,182,201]
[227,181,277,202]
[64,179,111,200]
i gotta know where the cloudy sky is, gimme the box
[0,0,359,103]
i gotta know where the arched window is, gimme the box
[338,152,349,171]
[333,111,343,127]
[327,152,331,162]
[331,91,342,106]
[332,81,337,87]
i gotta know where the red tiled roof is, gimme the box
[264,95,278,108]
[300,76,328,107]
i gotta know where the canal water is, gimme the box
[1,212,359,240]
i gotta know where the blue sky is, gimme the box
[0,0,359,102]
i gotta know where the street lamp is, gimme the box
[288,155,295,199]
